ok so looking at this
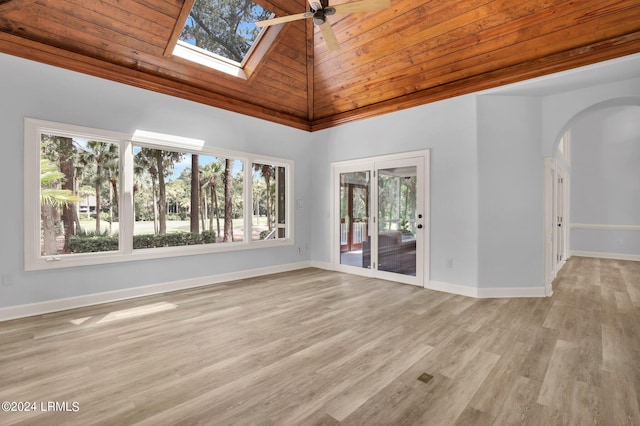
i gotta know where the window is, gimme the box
[131,148,244,247]
[173,0,274,77]
[25,119,293,270]
[39,134,120,256]
[252,163,287,240]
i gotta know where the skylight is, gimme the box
[178,0,273,66]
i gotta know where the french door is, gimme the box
[333,152,428,287]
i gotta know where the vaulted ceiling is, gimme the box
[1,0,639,131]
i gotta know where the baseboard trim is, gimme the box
[553,259,567,277]
[309,260,333,270]
[427,280,546,299]
[427,280,478,298]
[0,261,312,322]
[477,286,547,298]
[571,251,640,261]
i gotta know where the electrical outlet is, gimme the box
[297,245,302,255]
[447,259,453,268]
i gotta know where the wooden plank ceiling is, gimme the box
[0,0,639,131]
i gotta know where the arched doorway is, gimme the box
[544,98,640,294]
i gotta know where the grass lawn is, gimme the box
[79,216,270,237]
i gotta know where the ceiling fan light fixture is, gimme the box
[313,10,326,25]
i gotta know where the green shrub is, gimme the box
[68,235,118,253]
[201,231,216,244]
[68,231,216,253]
[133,234,157,249]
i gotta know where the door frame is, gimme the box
[330,150,430,287]
[543,157,570,296]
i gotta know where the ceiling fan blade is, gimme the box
[332,0,391,15]
[307,0,321,11]
[255,12,312,27]
[318,21,340,51]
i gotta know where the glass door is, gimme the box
[375,157,424,285]
[339,170,371,270]
[334,154,427,287]
[377,163,418,277]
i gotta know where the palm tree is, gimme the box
[78,141,118,234]
[155,150,168,234]
[190,155,199,234]
[40,158,80,255]
[56,137,77,252]
[224,159,234,242]
[155,149,182,234]
[201,160,222,238]
[134,148,159,233]
[253,164,275,230]
[134,148,182,234]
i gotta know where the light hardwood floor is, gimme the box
[1,257,639,425]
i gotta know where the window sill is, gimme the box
[25,238,293,271]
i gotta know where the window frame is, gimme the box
[171,1,276,80]
[24,118,294,271]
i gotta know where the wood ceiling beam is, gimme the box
[305,19,314,121]
[244,25,283,80]
[163,0,196,57]
[0,0,36,13]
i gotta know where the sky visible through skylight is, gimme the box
[179,0,272,64]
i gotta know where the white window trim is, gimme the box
[173,42,247,79]
[171,10,275,79]
[25,118,294,271]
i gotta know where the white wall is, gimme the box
[541,78,640,157]
[477,95,544,288]
[3,50,639,311]
[539,76,640,260]
[0,53,313,309]
[311,95,480,288]
[570,106,640,256]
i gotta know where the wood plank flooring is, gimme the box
[0,257,639,425]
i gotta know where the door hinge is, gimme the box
[373,261,376,269]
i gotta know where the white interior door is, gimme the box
[544,157,569,295]
[556,173,565,264]
[334,153,428,287]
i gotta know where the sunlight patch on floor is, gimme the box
[97,302,177,324]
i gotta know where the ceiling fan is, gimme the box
[255,0,391,51]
